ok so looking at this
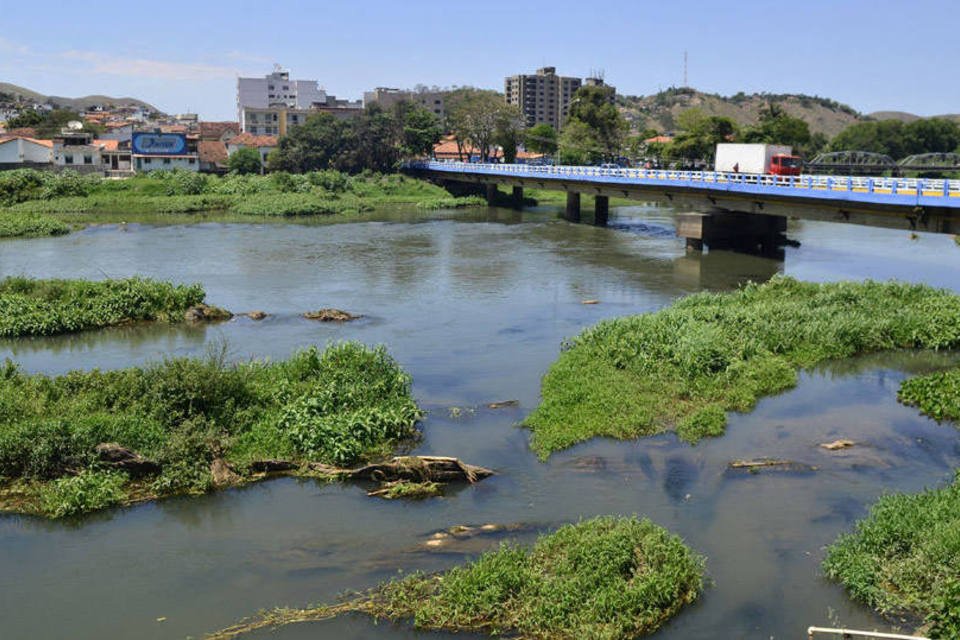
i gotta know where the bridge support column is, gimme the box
[511,186,524,209]
[485,183,499,206]
[565,192,581,223]
[593,195,609,226]
[676,211,788,256]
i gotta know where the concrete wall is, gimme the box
[134,156,199,172]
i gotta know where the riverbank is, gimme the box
[207,515,705,639]
[0,342,422,518]
[0,169,485,232]
[0,276,209,338]
[525,276,960,457]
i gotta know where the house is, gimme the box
[0,136,53,169]
[226,132,278,170]
[199,121,239,143]
[52,132,105,174]
[95,139,132,175]
[131,131,199,172]
[199,140,229,173]
[100,122,134,142]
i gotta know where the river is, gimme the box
[1,203,959,639]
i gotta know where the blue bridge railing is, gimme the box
[411,160,960,210]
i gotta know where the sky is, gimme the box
[1,0,957,121]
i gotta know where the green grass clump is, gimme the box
[0,212,69,238]
[526,276,960,457]
[0,342,422,517]
[0,276,206,338]
[899,367,960,423]
[206,515,704,639]
[823,474,960,638]
[377,516,704,639]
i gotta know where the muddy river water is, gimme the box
[1,204,960,639]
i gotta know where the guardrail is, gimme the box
[410,161,960,202]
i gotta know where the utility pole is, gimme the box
[683,50,688,87]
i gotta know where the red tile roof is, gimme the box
[200,121,240,141]
[228,132,278,147]
[644,135,673,144]
[91,139,119,151]
[199,140,228,166]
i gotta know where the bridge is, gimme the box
[408,160,960,253]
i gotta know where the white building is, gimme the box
[0,136,53,166]
[237,65,327,129]
[363,87,446,120]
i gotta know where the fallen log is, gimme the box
[344,456,494,484]
[727,458,817,473]
[248,460,299,473]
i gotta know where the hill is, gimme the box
[618,87,864,138]
[0,82,160,113]
[867,110,960,124]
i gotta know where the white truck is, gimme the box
[714,143,802,176]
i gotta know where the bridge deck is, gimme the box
[413,161,960,211]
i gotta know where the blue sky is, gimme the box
[1,0,956,121]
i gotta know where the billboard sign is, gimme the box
[132,132,187,155]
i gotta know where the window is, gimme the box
[188,158,196,165]
[282,85,289,90]
[84,155,93,164]
[144,158,152,164]
[65,155,73,164]
[268,85,274,90]
[163,158,171,165]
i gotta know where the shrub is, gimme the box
[39,469,128,517]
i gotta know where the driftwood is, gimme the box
[728,458,817,473]
[211,458,241,488]
[95,443,160,477]
[487,400,519,409]
[344,456,494,484]
[246,456,494,485]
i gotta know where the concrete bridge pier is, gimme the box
[565,192,581,223]
[512,186,524,209]
[485,184,499,206]
[677,210,788,256]
[594,195,609,226]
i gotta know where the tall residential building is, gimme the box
[238,65,359,134]
[363,88,446,120]
[504,67,582,130]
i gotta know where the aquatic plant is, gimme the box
[0,212,69,238]
[0,342,422,517]
[0,276,205,338]
[823,473,960,638]
[206,515,705,639]
[0,168,482,218]
[526,276,960,457]
[899,367,960,423]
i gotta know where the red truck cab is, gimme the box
[770,154,802,176]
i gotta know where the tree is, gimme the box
[445,89,521,162]
[228,147,263,175]
[268,112,349,173]
[830,120,908,158]
[395,103,442,158]
[558,120,601,165]
[667,109,738,163]
[493,107,525,164]
[741,103,813,152]
[563,85,628,160]
[4,109,43,129]
[903,118,960,155]
[524,123,558,155]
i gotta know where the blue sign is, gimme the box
[132,132,187,155]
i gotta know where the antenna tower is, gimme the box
[683,50,688,87]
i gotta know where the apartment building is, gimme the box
[504,67,582,130]
[238,66,361,134]
[363,87,446,120]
